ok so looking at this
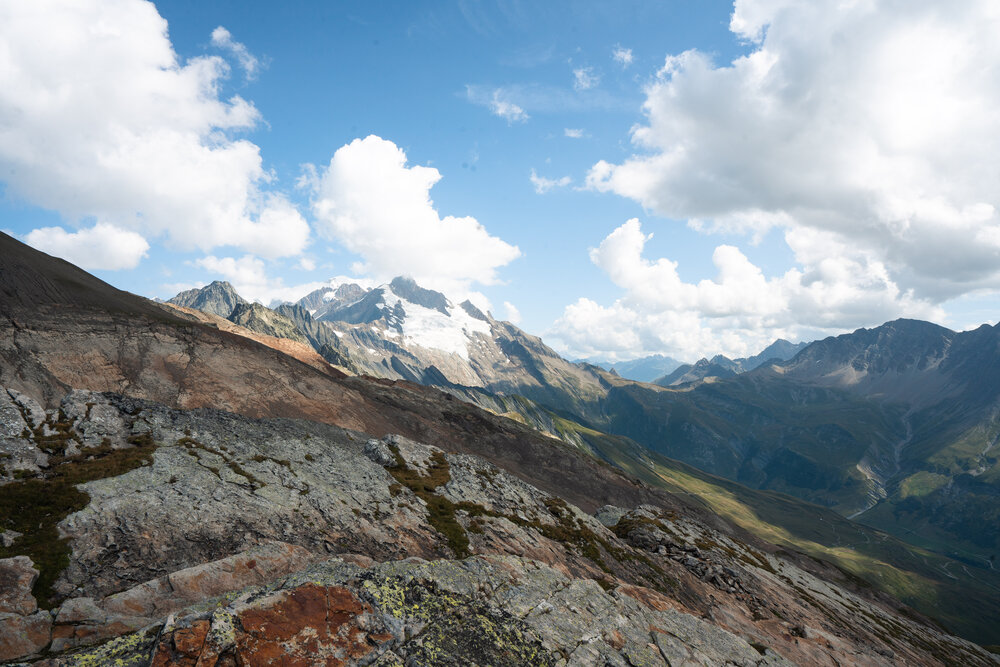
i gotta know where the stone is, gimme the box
[363,437,397,467]
[0,556,39,615]
[55,596,105,624]
[0,530,22,548]
[0,610,51,662]
[594,505,628,527]
[233,583,379,666]
[103,541,316,620]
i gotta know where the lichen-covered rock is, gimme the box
[38,555,794,667]
[594,504,628,527]
[34,625,161,667]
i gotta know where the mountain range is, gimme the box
[655,339,809,386]
[0,231,998,663]
[169,274,1000,574]
[164,273,1000,566]
[164,272,1000,628]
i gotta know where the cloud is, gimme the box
[529,169,571,194]
[210,26,259,80]
[612,47,633,67]
[573,67,599,91]
[549,219,942,361]
[586,0,1000,305]
[25,223,149,270]
[309,135,521,293]
[503,301,522,325]
[564,128,585,139]
[194,255,268,289]
[488,89,531,124]
[0,0,309,262]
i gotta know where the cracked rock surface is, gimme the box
[0,389,996,666]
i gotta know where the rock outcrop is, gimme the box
[0,387,994,665]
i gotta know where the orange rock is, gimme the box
[173,620,210,656]
[240,584,329,642]
[233,584,379,667]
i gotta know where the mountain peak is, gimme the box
[168,281,247,319]
[388,276,449,316]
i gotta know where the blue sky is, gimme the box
[2,0,998,361]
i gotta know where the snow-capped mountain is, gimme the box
[274,276,608,414]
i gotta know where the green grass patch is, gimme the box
[898,471,951,498]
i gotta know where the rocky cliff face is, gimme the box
[1,387,992,666]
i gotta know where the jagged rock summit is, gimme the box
[167,280,247,319]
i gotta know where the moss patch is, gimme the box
[0,437,157,607]
[386,447,470,558]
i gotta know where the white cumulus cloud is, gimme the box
[25,223,149,270]
[309,136,521,293]
[564,128,585,139]
[503,301,522,325]
[586,0,1000,305]
[0,0,309,262]
[550,219,942,361]
[529,169,571,194]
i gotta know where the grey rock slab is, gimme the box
[594,505,628,527]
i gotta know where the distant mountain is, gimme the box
[656,355,742,386]
[656,339,808,386]
[167,280,247,319]
[284,276,609,416]
[296,281,369,319]
[589,320,1000,567]
[594,354,686,383]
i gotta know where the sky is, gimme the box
[1,0,999,363]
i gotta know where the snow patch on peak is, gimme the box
[381,286,491,360]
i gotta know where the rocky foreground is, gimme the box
[1,387,995,665]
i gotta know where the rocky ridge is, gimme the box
[0,387,994,665]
